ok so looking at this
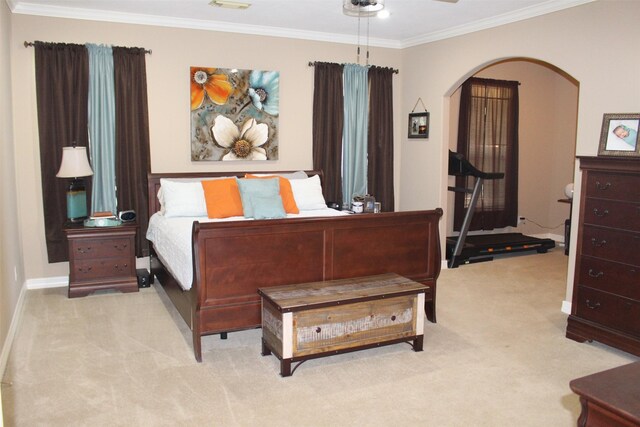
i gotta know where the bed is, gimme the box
[147,170,443,362]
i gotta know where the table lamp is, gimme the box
[56,143,93,223]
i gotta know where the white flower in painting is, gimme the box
[211,115,269,161]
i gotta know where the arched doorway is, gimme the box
[444,57,579,262]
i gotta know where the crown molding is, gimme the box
[10,0,595,50]
[400,0,596,48]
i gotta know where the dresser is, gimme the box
[570,362,640,427]
[64,223,139,298]
[566,156,640,356]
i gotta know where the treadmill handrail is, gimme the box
[448,150,505,180]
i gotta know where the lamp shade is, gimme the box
[56,146,93,178]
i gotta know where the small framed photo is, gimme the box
[598,113,640,157]
[408,112,429,139]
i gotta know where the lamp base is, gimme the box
[67,178,88,223]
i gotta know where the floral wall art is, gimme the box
[190,67,279,161]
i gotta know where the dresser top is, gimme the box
[570,361,640,421]
[578,156,640,173]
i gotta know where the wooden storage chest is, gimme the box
[258,273,428,376]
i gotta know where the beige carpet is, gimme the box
[2,249,637,426]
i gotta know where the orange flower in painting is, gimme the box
[190,67,232,110]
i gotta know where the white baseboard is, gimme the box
[26,276,68,289]
[0,282,27,377]
[561,300,572,314]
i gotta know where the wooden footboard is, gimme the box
[190,209,442,362]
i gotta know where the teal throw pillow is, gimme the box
[251,194,286,219]
[236,178,280,218]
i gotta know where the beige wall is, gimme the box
[9,15,403,280]
[400,0,640,303]
[446,59,578,238]
[4,0,640,313]
[1,0,25,375]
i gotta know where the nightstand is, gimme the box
[64,222,139,298]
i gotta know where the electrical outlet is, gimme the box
[518,216,526,225]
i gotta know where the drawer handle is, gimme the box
[595,181,611,191]
[592,208,608,217]
[315,327,321,333]
[78,266,92,273]
[113,244,128,251]
[588,269,603,278]
[591,238,607,247]
[113,263,128,272]
[77,247,92,254]
[391,315,396,321]
[585,299,601,309]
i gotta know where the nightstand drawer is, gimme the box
[578,256,640,300]
[575,286,640,337]
[64,223,139,298]
[70,237,133,260]
[581,226,640,265]
[585,172,640,202]
[71,257,134,281]
[583,198,640,231]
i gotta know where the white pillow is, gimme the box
[248,171,308,180]
[159,179,207,217]
[289,174,327,210]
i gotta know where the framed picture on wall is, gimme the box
[598,113,640,157]
[408,112,429,139]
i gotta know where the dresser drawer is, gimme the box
[581,226,640,266]
[575,286,640,337]
[583,198,640,232]
[578,256,640,300]
[70,237,133,260]
[71,257,135,281]
[585,172,640,202]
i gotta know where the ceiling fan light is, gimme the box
[343,0,385,18]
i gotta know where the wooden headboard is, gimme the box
[147,170,323,217]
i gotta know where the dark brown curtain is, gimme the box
[34,42,89,263]
[455,77,519,231]
[367,66,395,212]
[113,47,151,257]
[312,62,344,207]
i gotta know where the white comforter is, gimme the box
[146,208,349,290]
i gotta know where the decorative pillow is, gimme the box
[289,174,327,210]
[236,178,280,218]
[158,176,232,215]
[159,179,208,217]
[245,174,299,214]
[201,178,244,219]
[250,194,286,219]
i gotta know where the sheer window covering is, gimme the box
[455,77,519,231]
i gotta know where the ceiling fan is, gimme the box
[344,0,459,17]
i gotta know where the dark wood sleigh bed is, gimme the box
[147,171,443,362]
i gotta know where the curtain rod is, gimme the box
[308,61,398,74]
[24,41,152,54]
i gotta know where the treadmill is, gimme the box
[447,150,555,268]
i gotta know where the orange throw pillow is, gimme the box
[201,178,244,218]
[245,174,299,214]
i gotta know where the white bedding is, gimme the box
[146,208,349,290]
